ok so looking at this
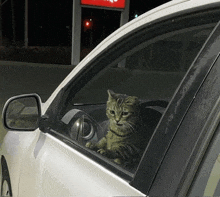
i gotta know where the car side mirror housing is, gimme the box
[2,94,42,131]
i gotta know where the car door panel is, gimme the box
[18,130,144,197]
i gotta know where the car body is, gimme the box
[1,0,220,196]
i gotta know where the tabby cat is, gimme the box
[86,90,151,166]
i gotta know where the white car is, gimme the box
[2,0,220,196]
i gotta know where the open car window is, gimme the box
[45,11,219,180]
[69,24,214,105]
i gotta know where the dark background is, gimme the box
[2,0,170,47]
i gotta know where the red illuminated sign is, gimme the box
[81,0,126,9]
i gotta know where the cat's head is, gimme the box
[106,90,140,132]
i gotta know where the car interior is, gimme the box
[51,23,216,173]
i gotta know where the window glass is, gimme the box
[72,25,214,104]
[49,21,216,177]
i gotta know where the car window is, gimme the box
[71,25,213,104]
[188,125,220,197]
[45,12,219,180]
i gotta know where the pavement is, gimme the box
[0,61,73,144]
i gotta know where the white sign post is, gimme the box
[71,0,82,65]
[71,0,130,66]
[120,0,130,27]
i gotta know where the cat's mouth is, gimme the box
[116,123,123,126]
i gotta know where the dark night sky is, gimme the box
[1,0,171,46]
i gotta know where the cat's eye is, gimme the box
[122,112,129,116]
[110,110,115,115]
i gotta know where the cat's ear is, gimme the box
[107,90,116,100]
[125,96,139,105]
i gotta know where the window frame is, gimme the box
[42,5,220,194]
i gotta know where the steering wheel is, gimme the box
[61,109,105,145]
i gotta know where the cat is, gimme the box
[86,90,151,166]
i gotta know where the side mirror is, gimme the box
[2,94,42,131]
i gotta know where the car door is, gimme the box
[18,6,220,197]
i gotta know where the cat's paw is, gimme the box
[114,158,123,165]
[85,142,95,149]
[97,148,106,155]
